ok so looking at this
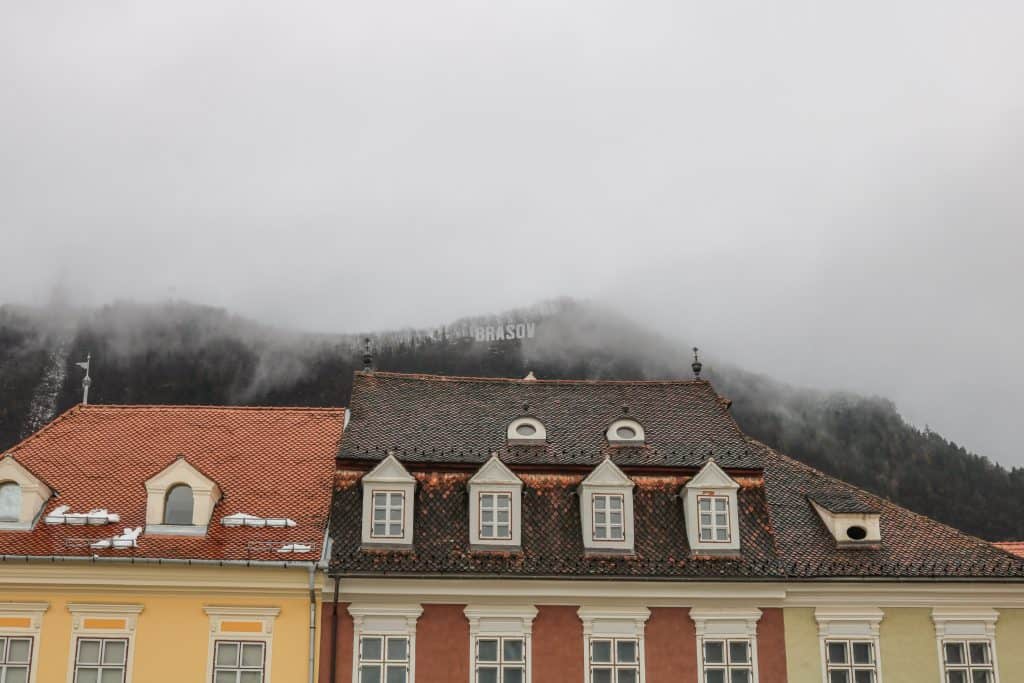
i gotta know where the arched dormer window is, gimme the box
[0,481,21,522]
[606,419,645,446]
[507,417,546,445]
[164,484,194,525]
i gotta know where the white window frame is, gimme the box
[0,603,47,683]
[478,492,513,541]
[468,455,523,549]
[203,607,278,683]
[691,608,761,683]
[361,455,416,547]
[932,609,1000,683]
[578,460,635,554]
[464,606,537,683]
[349,604,423,683]
[370,491,407,539]
[591,494,625,542]
[578,607,650,683]
[65,604,143,683]
[814,608,883,683]
[696,495,732,544]
[507,418,546,446]
[683,459,740,554]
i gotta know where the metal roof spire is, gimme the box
[691,347,703,379]
[75,353,92,404]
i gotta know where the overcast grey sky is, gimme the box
[2,2,1022,465]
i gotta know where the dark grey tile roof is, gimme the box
[807,492,881,514]
[339,372,764,468]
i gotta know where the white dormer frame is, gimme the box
[810,501,882,547]
[507,417,546,446]
[606,419,645,446]
[468,455,523,549]
[0,456,52,531]
[361,454,416,547]
[683,459,741,554]
[144,457,221,536]
[579,459,635,553]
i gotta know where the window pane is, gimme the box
[5,668,28,683]
[592,670,612,683]
[504,639,524,662]
[715,514,728,526]
[699,499,711,512]
[730,671,751,683]
[617,670,637,683]
[704,641,725,664]
[504,667,524,683]
[361,637,383,661]
[945,643,965,664]
[239,672,263,683]
[103,640,126,665]
[700,514,712,526]
[715,499,727,512]
[729,641,750,664]
[969,643,990,665]
[477,639,499,662]
[705,670,725,683]
[481,494,493,507]
[385,665,406,683]
[389,508,402,522]
[700,528,712,541]
[373,522,386,535]
[971,672,993,683]
[7,638,31,663]
[828,672,850,683]
[76,670,99,683]
[241,643,264,667]
[946,673,967,683]
[497,510,510,523]
[595,527,607,539]
[387,637,408,662]
[477,667,498,683]
[359,665,382,683]
[374,508,387,521]
[215,672,236,683]
[591,640,612,663]
[617,640,637,664]
[609,497,622,511]
[610,512,622,525]
[388,523,401,536]
[0,482,22,521]
[827,642,848,664]
[216,642,239,667]
[851,642,872,664]
[482,510,493,523]
[100,669,125,683]
[164,484,194,525]
[715,528,728,541]
[853,671,874,683]
[78,640,102,665]
[496,525,510,537]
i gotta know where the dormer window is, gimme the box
[0,456,52,531]
[145,457,220,536]
[809,494,881,548]
[361,454,416,547]
[0,482,20,522]
[683,459,741,554]
[507,418,546,446]
[469,454,523,548]
[606,419,644,446]
[164,484,194,525]
[579,459,635,553]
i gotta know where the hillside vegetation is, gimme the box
[1,299,1021,541]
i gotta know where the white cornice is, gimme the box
[203,606,281,618]
[690,607,762,637]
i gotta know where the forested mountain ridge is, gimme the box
[1,298,1021,541]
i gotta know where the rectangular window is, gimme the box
[698,495,731,543]
[0,636,32,683]
[475,637,525,683]
[824,640,877,683]
[479,493,512,540]
[592,494,624,541]
[701,639,753,683]
[358,635,409,683]
[941,640,995,683]
[589,638,639,683]
[213,641,265,683]
[371,492,405,538]
[74,638,128,683]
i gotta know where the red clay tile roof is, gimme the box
[341,371,763,468]
[995,542,1024,558]
[0,404,345,562]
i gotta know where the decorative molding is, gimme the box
[815,607,884,638]
[577,606,651,637]
[464,605,538,635]
[689,607,762,637]
[67,603,143,634]
[0,602,48,630]
[204,606,279,636]
[931,608,998,638]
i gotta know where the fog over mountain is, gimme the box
[2,1,1022,466]
[1,298,1022,542]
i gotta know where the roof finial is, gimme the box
[523,371,537,381]
[75,353,92,405]
[362,338,374,373]
[691,347,702,379]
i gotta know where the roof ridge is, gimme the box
[77,404,347,412]
[358,370,708,386]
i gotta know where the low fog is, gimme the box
[2,2,1022,465]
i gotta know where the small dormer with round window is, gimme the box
[808,493,882,548]
[606,419,645,446]
[507,417,546,446]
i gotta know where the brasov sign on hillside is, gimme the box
[434,321,539,343]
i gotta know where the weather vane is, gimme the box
[76,353,92,405]
[691,347,702,378]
